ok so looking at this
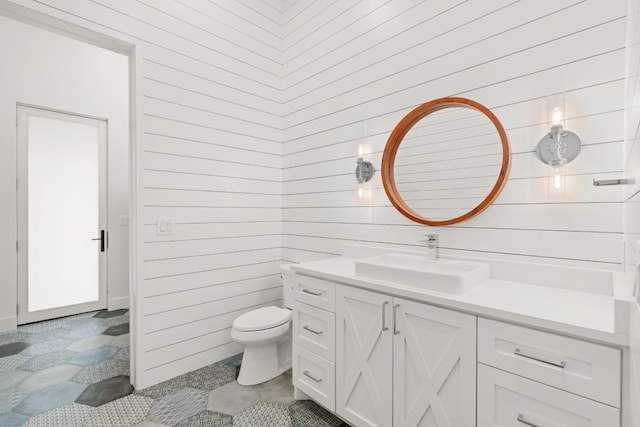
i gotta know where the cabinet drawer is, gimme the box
[293,344,335,412]
[294,275,335,312]
[293,301,335,361]
[478,318,620,407]
[478,364,619,427]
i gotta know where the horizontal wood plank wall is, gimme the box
[625,0,640,275]
[9,0,284,388]
[12,0,637,390]
[624,1,640,424]
[282,0,628,271]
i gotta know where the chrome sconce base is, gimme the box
[535,126,581,165]
[356,158,375,184]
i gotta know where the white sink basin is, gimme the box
[354,253,490,295]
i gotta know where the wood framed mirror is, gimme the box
[381,97,511,226]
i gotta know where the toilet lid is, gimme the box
[233,307,292,332]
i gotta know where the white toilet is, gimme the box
[231,264,295,385]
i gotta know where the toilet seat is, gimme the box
[233,306,291,332]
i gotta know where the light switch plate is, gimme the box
[120,215,129,226]
[156,218,175,236]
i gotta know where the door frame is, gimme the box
[0,1,143,388]
[16,105,109,324]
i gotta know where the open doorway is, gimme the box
[0,5,137,385]
[0,15,130,325]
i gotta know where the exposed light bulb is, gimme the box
[548,157,567,198]
[552,107,562,126]
[358,187,364,198]
[358,143,363,157]
[553,169,562,190]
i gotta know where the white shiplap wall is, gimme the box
[5,0,285,388]
[626,0,640,270]
[624,0,640,425]
[282,0,628,271]
[7,0,637,391]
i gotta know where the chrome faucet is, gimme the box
[425,234,439,260]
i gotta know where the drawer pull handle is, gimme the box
[303,325,323,335]
[393,303,400,335]
[381,301,389,331]
[302,288,323,296]
[517,413,540,427]
[303,370,322,383]
[514,348,566,369]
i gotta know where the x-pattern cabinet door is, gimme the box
[336,285,393,427]
[393,298,476,427]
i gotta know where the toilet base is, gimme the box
[237,341,291,386]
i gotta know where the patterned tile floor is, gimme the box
[0,310,350,426]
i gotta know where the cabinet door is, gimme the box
[393,298,476,427]
[336,285,393,427]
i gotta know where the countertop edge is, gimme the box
[291,260,629,348]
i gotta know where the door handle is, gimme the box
[91,230,106,252]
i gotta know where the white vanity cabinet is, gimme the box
[291,266,624,427]
[477,318,621,427]
[292,275,337,411]
[335,285,476,427]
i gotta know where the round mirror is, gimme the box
[381,97,511,226]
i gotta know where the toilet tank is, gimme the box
[280,264,295,309]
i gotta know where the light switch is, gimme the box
[156,218,175,236]
[156,218,166,235]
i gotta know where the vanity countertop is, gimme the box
[291,255,630,347]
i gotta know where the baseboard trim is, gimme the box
[0,315,17,333]
[108,296,130,311]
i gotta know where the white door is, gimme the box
[336,285,393,427]
[17,105,108,324]
[393,298,476,427]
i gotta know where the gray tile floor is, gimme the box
[0,310,349,426]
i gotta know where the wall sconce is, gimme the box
[356,143,374,199]
[535,106,581,195]
[355,144,375,184]
[356,158,375,184]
